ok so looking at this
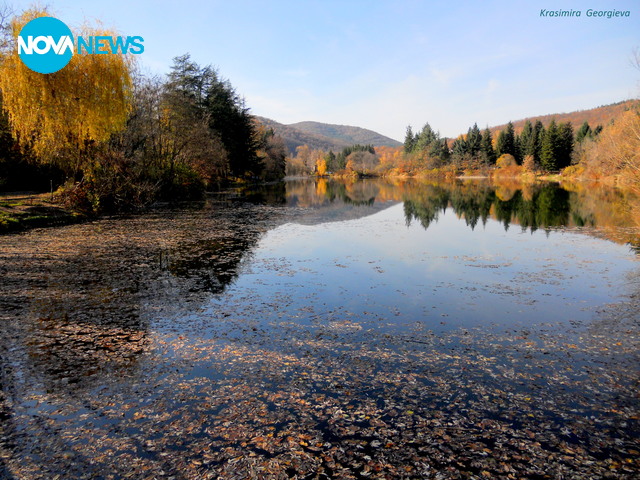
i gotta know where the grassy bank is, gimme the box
[0,193,86,234]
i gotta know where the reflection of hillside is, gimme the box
[284,178,400,225]
[402,180,640,251]
[560,182,640,251]
[280,178,640,244]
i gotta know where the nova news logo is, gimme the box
[18,16,144,74]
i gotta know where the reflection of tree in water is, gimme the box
[288,179,382,207]
[343,181,380,206]
[235,182,287,205]
[315,180,380,206]
[0,199,282,477]
[403,186,450,229]
[403,182,579,233]
[1,201,278,396]
[159,228,264,294]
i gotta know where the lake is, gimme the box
[0,178,638,479]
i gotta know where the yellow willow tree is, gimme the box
[0,8,134,176]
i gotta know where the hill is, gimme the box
[256,117,350,153]
[489,100,638,135]
[289,121,401,148]
[256,117,401,154]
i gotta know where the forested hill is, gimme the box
[490,100,637,134]
[290,121,401,148]
[256,117,401,154]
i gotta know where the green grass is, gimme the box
[0,210,85,234]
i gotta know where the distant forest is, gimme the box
[287,99,639,193]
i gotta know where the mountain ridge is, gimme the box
[255,116,401,154]
[487,99,637,135]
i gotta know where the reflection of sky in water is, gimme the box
[209,203,638,333]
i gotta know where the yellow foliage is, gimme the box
[0,8,134,167]
[495,186,517,201]
[316,158,327,176]
[596,107,640,189]
[315,178,327,196]
[496,154,517,168]
[574,104,640,192]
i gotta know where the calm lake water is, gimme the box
[0,178,638,479]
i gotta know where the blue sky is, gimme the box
[13,0,640,140]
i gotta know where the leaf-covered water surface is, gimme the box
[0,179,638,479]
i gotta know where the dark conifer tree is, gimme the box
[496,122,516,157]
[480,128,496,164]
[532,120,545,164]
[466,123,482,157]
[540,119,561,171]
[404,126,416,153]
[576,121,592,143]
[557,122,574,169]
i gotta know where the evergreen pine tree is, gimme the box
[466,123,482,157]
[532,120,545,164]
[496,122,516,157]
[575,121,592,143]
[404,126,415,153]
[429,138,450,165]
[452,137,468,157]
[557,122,574,169]
[415,123,438,152]
[325,151,337,172]
[480,128,496,164]
[519,120,533,161]
[540,119,560,171]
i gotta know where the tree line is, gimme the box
[0,8,286,213]
[403,118,602,173]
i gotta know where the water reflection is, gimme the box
[279,178,640,251]
[1,178,638,396]
[0,203,282,395]
[403,182,574,232]
[1,178,639,479]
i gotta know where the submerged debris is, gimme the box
[0,185,638,479]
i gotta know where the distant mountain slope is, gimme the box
[489,100,637,134]
[256,117,401,154]
[290,121,401,148]
[256,117,350,153]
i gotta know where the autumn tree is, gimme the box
[168,54,260,178]
[294,145,317,173]
[316,158,327,176]
[580,106,640,189]
[0,8,134,176]
[345,150,379,175]
[375,146,402,172]
[255,126,287,181]
[324,151,337,172]
[336,144,375,171]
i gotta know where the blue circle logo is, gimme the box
[18,17,74,74]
